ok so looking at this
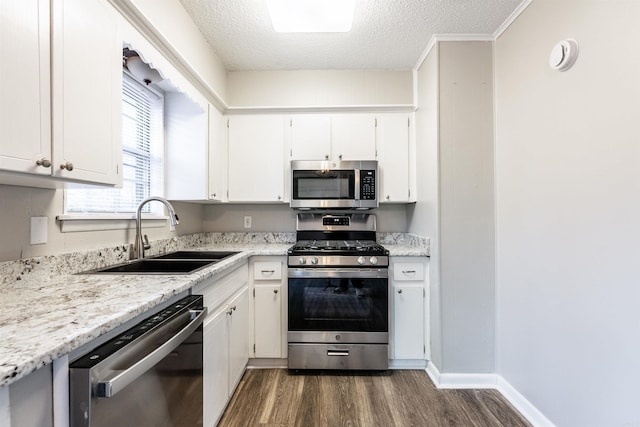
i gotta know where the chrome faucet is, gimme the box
[133,196,179,259]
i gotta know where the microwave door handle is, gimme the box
[96,307,207,398]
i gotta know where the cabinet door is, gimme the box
[254,284,282,358]
[165,93,208,200]
[0,0,51,175]
[393,284,424,359]
[290,115,331,160]
[227,115,285,202]
[228,287,249,390]
[51,0,121,185]
[378,114,411,202]
[203,310,229,427]
[331,114,376,160]
[208,105,227,201]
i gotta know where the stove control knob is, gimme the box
[299,257,306,265]
[357,256,366,265]
[370,256,378,265]
[310,257,319,265]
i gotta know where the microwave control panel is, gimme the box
[360,170,376,200]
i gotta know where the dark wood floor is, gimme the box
[218,369,530,427]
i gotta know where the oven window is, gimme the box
[288,277,388,332]
[292,170,355,200]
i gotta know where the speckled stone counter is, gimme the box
[0,232,428,389]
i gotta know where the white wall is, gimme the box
[227,70,413,107]
[203,204,408,233]
[495,1,640,425]
[410,41,495,374]
[410,45,442,367]
[0,185,203,262]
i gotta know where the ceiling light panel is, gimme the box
[266,0,356,33]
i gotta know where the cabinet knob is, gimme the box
[36,158,51,168]
[273,289,279,294]
[338,154,343,160]
[397,289,403,294]
[277,195,282,200]
[325,154,329,160]
[386,195,390,200]
[60,161,74,171]
[212,193,216,198]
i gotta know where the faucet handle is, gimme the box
[143,234,151,250]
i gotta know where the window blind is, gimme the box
[65,73,164,214]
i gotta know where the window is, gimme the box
[65,72,164,214]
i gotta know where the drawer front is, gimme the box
[253,261,282,281]
[194,264,249,313]
[393,262,425,281]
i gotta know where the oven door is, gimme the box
[288,268,388,344]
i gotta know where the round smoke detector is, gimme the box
[549,39,579,71]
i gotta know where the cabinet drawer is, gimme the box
[253,261,282,281]
[393,263,425,281]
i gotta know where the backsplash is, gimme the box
[0,232,427,287]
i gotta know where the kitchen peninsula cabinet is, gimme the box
[195,264,250,427]
[227,115,286,202]
[0,0,122,187]
[391,257,427,362]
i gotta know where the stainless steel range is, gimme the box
[287,213,389,370]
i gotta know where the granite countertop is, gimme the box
[0,232,428,389]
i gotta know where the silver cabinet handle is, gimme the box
[60,161,74,171]
[327,349,350,357]
[402,270,416,274]
[96,308,207,398]
[261,270,275,274]
[397,289,403,294]
[36,158,51,168]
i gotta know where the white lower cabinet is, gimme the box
[391,257,428,361]
[197,264,249,427]
[250,257,287,359]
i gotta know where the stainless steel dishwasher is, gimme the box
[69,295,207,427]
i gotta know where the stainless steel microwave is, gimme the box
[290,160,378,209]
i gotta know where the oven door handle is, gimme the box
[96,307,207,398]
[288,268,388,279]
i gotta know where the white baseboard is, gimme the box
[389,359,427,370]
[425,362,555,427]
[247,358,288,369]
[496,376,556,427]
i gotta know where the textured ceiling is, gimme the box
[178,0,523,71]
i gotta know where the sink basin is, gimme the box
[83,251,240,274]
[150,251,239,261]
[85,259,218,275]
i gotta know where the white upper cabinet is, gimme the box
[165,93,208,200]
[378,113,412,202]
[208,105,227,201]
[51,0,121,185]
[227,115,286,202]
[0,0,51,175]
[290,114,377,161]
[331,114,377,161]
[290,115,331,160]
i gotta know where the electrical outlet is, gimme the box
[30,217,48,245]
[243,216,252,228]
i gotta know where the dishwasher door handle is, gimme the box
[97,307,207,398]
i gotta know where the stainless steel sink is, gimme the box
[84,251,239,274]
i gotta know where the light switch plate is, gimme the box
[30,217,48,245]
